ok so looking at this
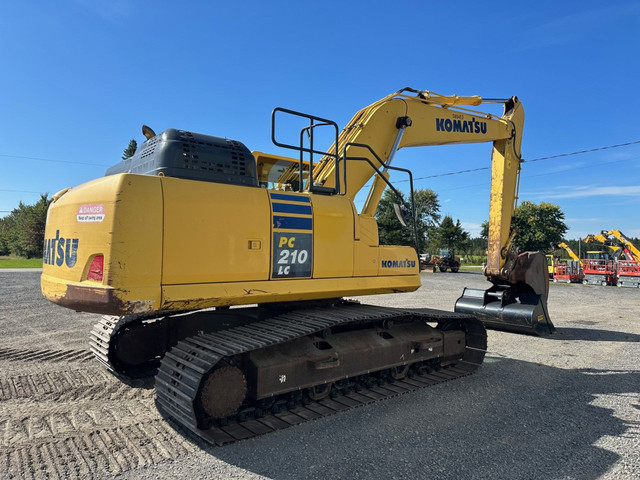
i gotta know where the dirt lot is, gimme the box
[0,270,638,479]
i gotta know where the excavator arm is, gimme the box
[313,89,515,214]
[310,89,521,269]
[585,233,611,245]
[291,88,554,335]
[585,234,621,258]
[605,230,640,262]
[558,242,582,265]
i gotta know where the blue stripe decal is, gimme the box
[273,216,313,230]
[272,203,312,215]
[270,193,310,203]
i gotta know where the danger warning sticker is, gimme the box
[77,204,105,223]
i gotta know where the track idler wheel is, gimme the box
[199,362,247,419]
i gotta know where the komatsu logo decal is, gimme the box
[43,230,78,267]
[436,117,487,134]
[381,259,416,269]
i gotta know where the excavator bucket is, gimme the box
[455,252,556,335]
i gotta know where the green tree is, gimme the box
[512,201,567,252]
[375,188,440,251]
[432,215,470,254]
[0,194,51,258]
[0,214,14,255]
[480,221,489,240]
[466,236,488,257]
[122,139,138,160]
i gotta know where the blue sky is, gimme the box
[1,1,639,239]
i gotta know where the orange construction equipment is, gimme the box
[584,230,640,287]
[582,259,617,286]
[552,260,582,283]
[552,242,583,283]
[616,260,640,287]
[604,230,640,263]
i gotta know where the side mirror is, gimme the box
[393,203,408,228]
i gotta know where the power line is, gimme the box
[526,155,640,179]
[434,155,640,194]
[2,139,639,174]
[414,166,488,180]
[411,139,640,182]
[0,189,44,194]
[0,153,109,167]
[524,140,640,163]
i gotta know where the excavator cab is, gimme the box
[585,251,610,260]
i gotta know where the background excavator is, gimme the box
[606,230,640,287]
[557,242,581,265]
[551,242,583,283]
[583,233,622,286]
[605,230,640,263]
[41,88,554,444]
[583,230,640,287]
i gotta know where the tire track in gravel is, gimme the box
[1,399,159,446]
[0,364,197,479]
[0,420,197,479]
[0,366,156,402]
[0,347,94,364]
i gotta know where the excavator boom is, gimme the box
[275,88,553,334]
[558,242,581,264]
[336,90,554,335]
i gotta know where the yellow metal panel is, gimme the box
[42,175,118,284]
[162,178,271,284]
[110,175,163,294]
[357,214,379,246]
[378,246,419,276]
[41,173,163,314]
[310,194,354,278]
[161,275,420,311]
[354,242,379,277]
[353,214,379,277]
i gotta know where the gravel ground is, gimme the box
[0,270,638,479]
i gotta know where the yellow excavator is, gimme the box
[557,242,581,265]
[604,230,640,263]
[41,88,553,444]
[584,233,619,258]
[551,242,583,283]
[605,229,640,287]
[583,233,623,286]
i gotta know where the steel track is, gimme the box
[155,303,487,445]
[89,315,163,379]
[88,315,128,373]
